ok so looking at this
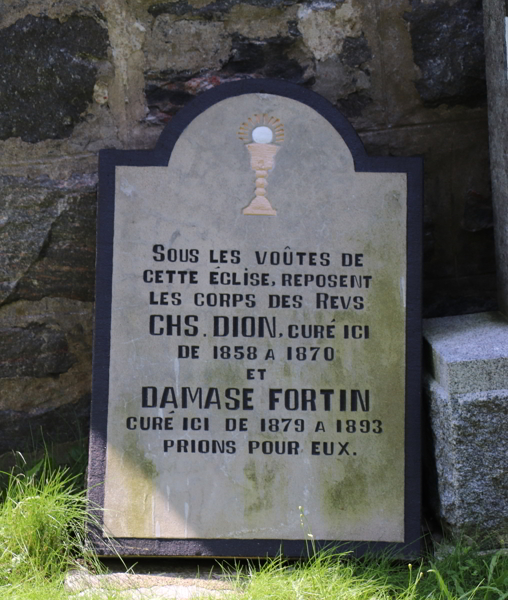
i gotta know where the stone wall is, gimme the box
[0,0,493,453]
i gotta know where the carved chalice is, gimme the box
[238,116,284,216]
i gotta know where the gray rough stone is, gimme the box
[404,0,486,107]
[424,312,508,540]
[297,1,362,61]
[0,298,93,454]
[145,34,309,125]
[223,33,307,78]
[424,311,508,395]
[147,0,339,19]
[0,14,109,143]
[0,182,62,303]
[0,394,91,456]
[0,176,97,304]
[483,0,508,317]
[339,33,372,68]
[311,32,372,118]
[0,324,76,378]
[146,18,231,73]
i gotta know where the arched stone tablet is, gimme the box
[89,80,422,558]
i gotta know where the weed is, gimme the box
[220,542,508,600]
[0,453,106,599]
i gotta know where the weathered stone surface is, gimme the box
[360,117,494,318]
[144,0,370,127]
[483,0,508,317]
[312,34,372,117]
[0,182,62,302]
[0,176,97,304]
[0,135,107,181]
[0,298,93,454]
[1,394,91,456]
[297,1,361,61]
[0,438,87,473]
[146,18,230,72]
[0,325,76,379]
[404,0,486,107]
[223,33,307,78]
[0,0,103,27]
[425,312,508,395]
[424,312,508,540]
[147,0,323,19]
[339,34,372,68]
[0,0,498,470]
[0,14,109,143]
[426,379,508,538]
[224,5,298,40]
[145,34,309,125]
[145,83,196,122]
[10,190,97,302]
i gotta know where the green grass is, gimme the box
[0,454,506,599]
[224,543,508,600]
[0,453,104,599]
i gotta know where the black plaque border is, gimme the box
[89,79,422,559]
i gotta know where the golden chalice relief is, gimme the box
[238,114,284,216]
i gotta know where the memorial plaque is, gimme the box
[88,80,422,557]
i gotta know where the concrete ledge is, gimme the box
[424,312,508,541]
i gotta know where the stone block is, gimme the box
[0,14,109,143]
[404,0,486,107]
[0,298,93,454]
[0,176,97,304]
[146,17,230,73]
[424,312,508,540]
